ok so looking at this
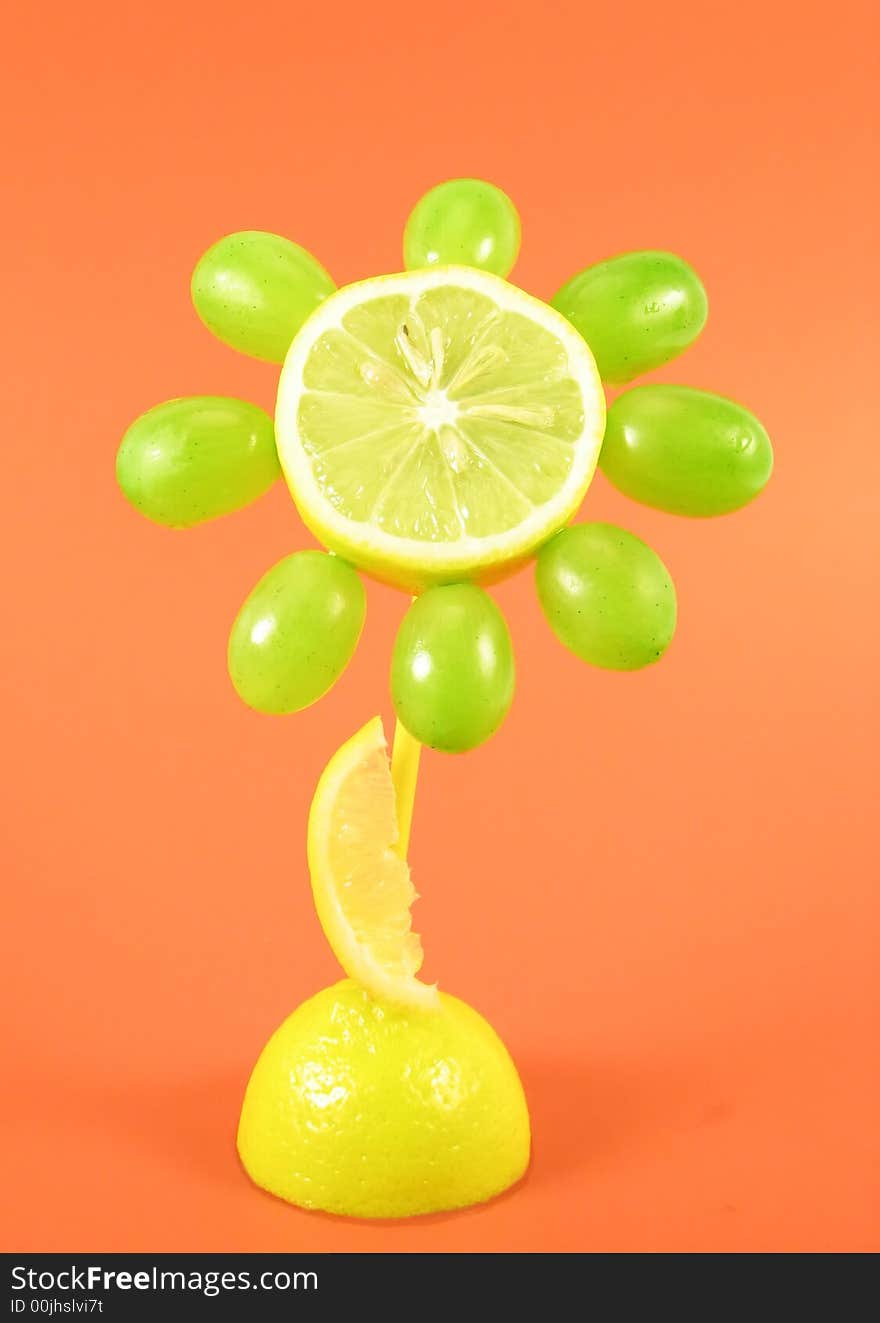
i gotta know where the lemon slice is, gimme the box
[307,716,438,1010]
[276,266,605,587]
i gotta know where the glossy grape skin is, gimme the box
[116,396,279,527]
[536,523,676,671]
[551,252,707,384]
[191,231,335,363]
[601,385,773,517]
[403,179,521,278]
[228,552,365,715]
[391,585,514,753]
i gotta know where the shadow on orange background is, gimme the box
[1,0,876,1252]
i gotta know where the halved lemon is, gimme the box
[307,715,438,1010]
[276,267,605,588]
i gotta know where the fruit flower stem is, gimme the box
[391,718,421,859]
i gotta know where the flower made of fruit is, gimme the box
[116,179,773,1218]
[117,177,772,753]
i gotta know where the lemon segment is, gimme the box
[276,267,605,587]
[307,716,438,1010]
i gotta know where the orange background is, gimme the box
[2,0,877,1253]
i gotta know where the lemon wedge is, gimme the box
[307,716,438,1010]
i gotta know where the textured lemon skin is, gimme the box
[237,980,530,1218]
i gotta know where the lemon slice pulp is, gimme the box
[276,267,605,587]
[307,716,437,1010]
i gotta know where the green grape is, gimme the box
[601,385,773,516]
[391,585,514,753]
[228,551,365,715]
[403,179,521,278]
[551,251,708,383]
[191,231,335,363]
[116,396,279,527]
[536,523,676,671]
